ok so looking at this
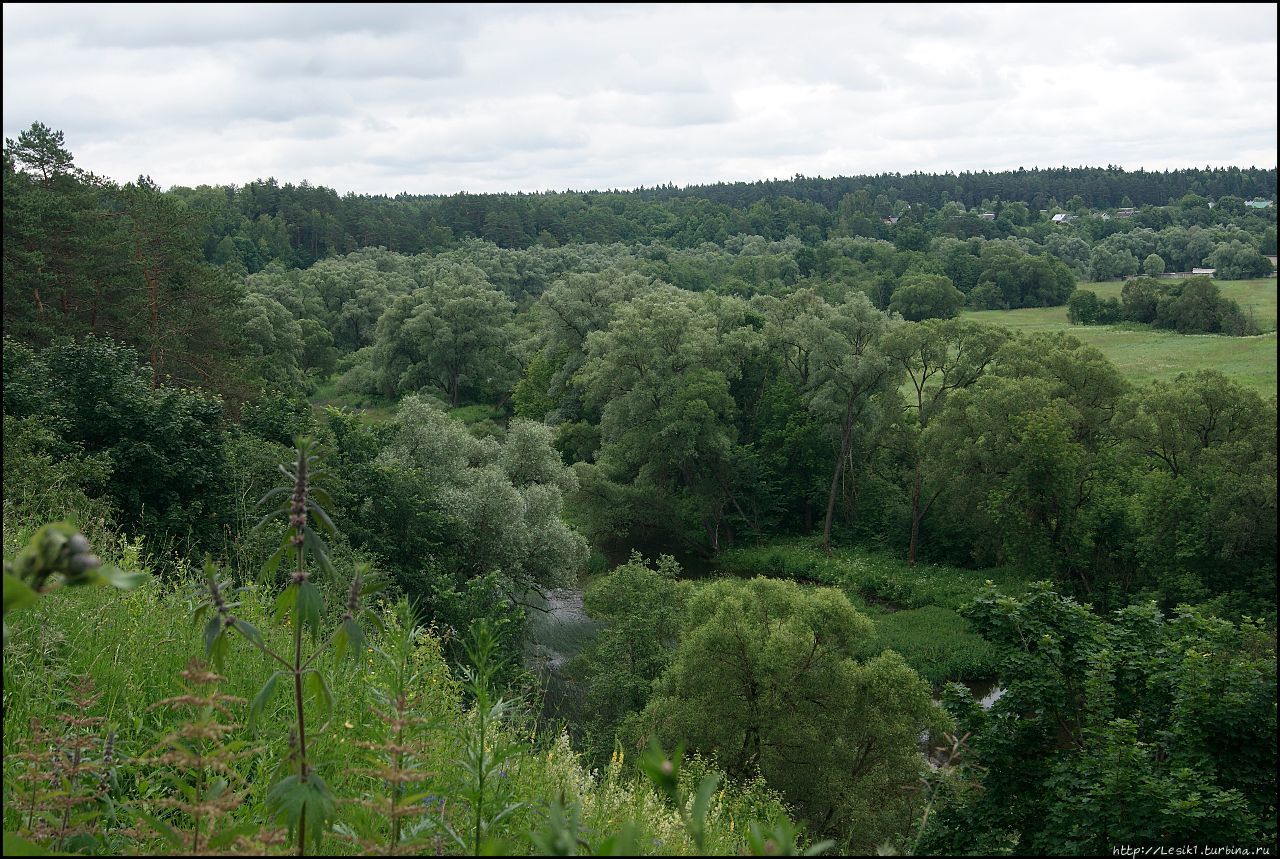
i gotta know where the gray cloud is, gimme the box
[3,3,1274,195]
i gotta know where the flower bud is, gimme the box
[69,553,101,575]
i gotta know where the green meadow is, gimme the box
[962,278,1278,395]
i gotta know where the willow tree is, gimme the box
[805,293,900,554]
[638,576,943,849]
[881,319,1008,565]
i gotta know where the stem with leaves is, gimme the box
[437,621,523,856]
[341,599,444,855]
[198,436,375,857]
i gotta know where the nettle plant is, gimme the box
[197,436,377,856]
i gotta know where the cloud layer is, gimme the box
[4,3,1276,194]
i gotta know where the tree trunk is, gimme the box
[822,396,858,555]
[908,464,923,566]
[137,245,161,387]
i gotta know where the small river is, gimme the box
[521,586,598,724]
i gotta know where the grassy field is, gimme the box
[308,376,399,421]
[308,379,511,431]
[962,279,1277,396]
[715,539,1032,684]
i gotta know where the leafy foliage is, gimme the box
[923,583,1277,853]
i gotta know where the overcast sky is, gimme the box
[3,3,1276,196]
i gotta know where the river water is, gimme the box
[521,586,598,724]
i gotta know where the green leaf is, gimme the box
[333,615,366,664]
[303,529,334,577]
[62,834,100,854]
[206,823,266,850]
[98,565,148,590]
[2,833,60,856]
[273,583,298,623]
[132,810,184,850]
[232,618,264,650]
[254,486,291,509]
[638,738,681,804]
[306,499,336,536]
[252,502,291,533]
[304,669,334,718]
[259,544,287,583]
[594,821,643,856]
[296,580,323,643]
[3,572,39,614]
[202,615,223,656]
[204,777,229,802]
[688,772,720,848]
[332,624,349,664]
[343,617,365,662]
[266,773,337,850]
[249,672,282,733]
[208,629,230,669]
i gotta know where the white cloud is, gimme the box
[3,3,1275,194]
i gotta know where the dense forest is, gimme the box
[3,121,1276,856]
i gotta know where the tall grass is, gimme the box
[3,531,807,855]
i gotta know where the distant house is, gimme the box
[978,212,996,220]
[1115,207,1137,217]
[1246,199,1274,209]
[1191,267,1216,276]
[881,216,899,225]
[1051,213,1077,224]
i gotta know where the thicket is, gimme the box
[1068,276,1258,335]
[923,584,1277,854]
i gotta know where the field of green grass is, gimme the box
[715,539,1032,684]
[962,279,1277,395]
[308,376,399,421]
[308,380,511,431]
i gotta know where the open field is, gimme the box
[308,376,399,421]
[962,279,1277,396]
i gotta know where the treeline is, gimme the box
[175,169,1277,272]
[628,165,1279,210]
[0,115,1226,273]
